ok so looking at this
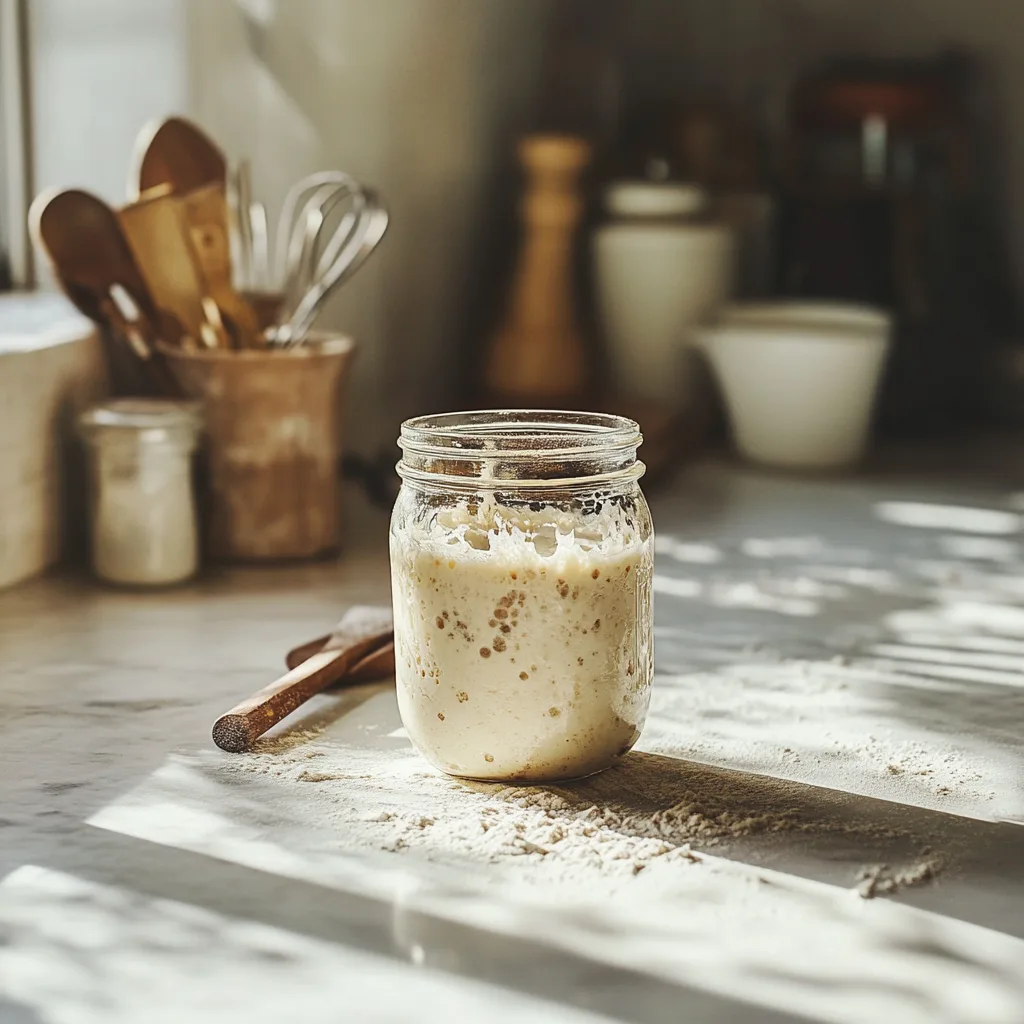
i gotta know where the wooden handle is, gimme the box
[213,605,395,752]
[348,642,395,681]
[285,634,330,671]
[213,641,386,752]
[212,649,346,752]
[286,637,395,680]
[179,183,264,344]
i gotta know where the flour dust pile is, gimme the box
[228,723,914,893]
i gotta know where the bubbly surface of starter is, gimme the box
[390,500,654,782]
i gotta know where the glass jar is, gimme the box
[78,399,203,586]
[390,410,654,783]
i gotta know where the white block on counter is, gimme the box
[0,292,108,589]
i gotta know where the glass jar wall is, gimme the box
[389,410,654,783]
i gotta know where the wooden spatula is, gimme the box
[179,182,263,345]
[212,606,394,753]
[129,116,227,199]
[118,188,212,339]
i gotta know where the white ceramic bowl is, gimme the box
[719,301,891,334]
[698,302,892,470]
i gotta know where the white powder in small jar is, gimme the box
[390,410,654,784]
[79,399,202,587]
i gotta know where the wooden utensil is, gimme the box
[179,182,263,344]
[286,632,395,679]
[118,188,210,339]
[212,605,393,752]
[31,188,162,324]
[97,290,184,395]
[29,188,182,392]
[483,135,592,405]
[129,116,227,200]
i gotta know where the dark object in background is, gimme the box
[779,50,1018,433]
[671,101,762,192]
[612,96,762,191]
[610,97,775,300]
[342,451,400,510]
[534,0,623,152]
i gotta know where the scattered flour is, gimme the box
[222,732,918,894]
[643,655,1012,818]
[856,859,941,899]
[297,771,348,783]
[252,727,328,754]
[219,503,1024,899]
[226,741,803,884]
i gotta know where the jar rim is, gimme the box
[400,409,642,458]
[397,409,644,491]
[78,398,203,450]
[78,398,202,431]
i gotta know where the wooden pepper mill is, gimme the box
[484,135,592,406]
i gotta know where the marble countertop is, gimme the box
[2,448,1024,1024]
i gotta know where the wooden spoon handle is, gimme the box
[285,634,331,671]
[346,641,395,681]
[213,642,373,752]
[285,636,395,680]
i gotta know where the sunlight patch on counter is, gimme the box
[741,536,827,558]
[874,502,1021,536]
[940,535,1021,562]
[886,602,1024,638]
[654,537,722,564]
[0,866,615,1024]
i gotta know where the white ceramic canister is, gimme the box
[78,399,203,586]
[594,182,734,408]
[698,302,892,470]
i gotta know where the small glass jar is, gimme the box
[78,399,203,586]
[390,410,654,783]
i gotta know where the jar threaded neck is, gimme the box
[397,410,644,491]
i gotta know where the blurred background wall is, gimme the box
[22,0,1024,449]
[619,0,1024,293]
[26,0,549,452]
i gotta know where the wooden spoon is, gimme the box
[212,606,394,753]
[31,188,163,325]
[29,188,182,392]
[129,116,227,199]
[129,121,261,343]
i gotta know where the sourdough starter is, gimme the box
[390,501,653,782]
